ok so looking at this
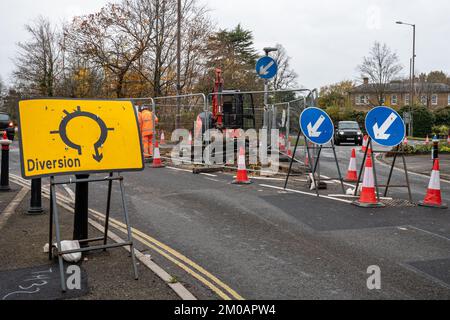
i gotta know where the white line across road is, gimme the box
[374,155,450,185]
[259,184,353,204]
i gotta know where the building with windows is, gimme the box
[348,77,450,111]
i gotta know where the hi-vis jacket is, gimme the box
[138,110,158,136]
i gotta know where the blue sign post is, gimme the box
[256,56,278,79]
[365,106,405,147]
[300,107,334,145]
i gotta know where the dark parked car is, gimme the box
[0,113,15,141]
[334,121,363,146]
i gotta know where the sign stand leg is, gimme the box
[119,176,139,280]
[284,130,302,189]
[331,140,346,194]
[384,145,399,198]
[103,172,114,250]
[354,139,370,196]
[401,153,413,203]
[49,180,54,261]
[369,140,381,200]
[50,177,67,292]
[310,144,321,197]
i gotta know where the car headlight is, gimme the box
[357,131,362,135]
[339,131,345,135]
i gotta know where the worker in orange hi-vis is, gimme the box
[138,105,159,159]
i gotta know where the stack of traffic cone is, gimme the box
[345,148,358,182]
[151,141,165,168]
[419,159,447,209]
[353,149,385,208]
[362,135,368,152]
[160,131,166,145]
[425,135,429,146]
[232,147,252,185]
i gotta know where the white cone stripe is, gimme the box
[362,166,375,188]
[154,148,161,159]
[348,157,357,171]
[428,170,441,190]
[238,155,246,170]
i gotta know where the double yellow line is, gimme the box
[90,211,244,300]
[11,174,244,301]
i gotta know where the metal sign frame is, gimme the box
[284,94,345,196]
[353,137,412,203]
[48,173,139,292]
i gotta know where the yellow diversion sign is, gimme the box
[19,99,144,179]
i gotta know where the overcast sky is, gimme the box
[1,0,449,90]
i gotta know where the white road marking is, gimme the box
[200,173,218,177]
[259,184,353,204]
[63,184,75,201]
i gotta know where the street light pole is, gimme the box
[176,0,181,129]
[396,21,416,137]
[262,47,278,130]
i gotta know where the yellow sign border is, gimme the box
[18,98,145,179]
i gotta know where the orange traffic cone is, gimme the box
[419,159,447,209]
[280,134,286,152]
[345,148,358,182]
[362,135,368,152]
[425,135,429,145]
[232,147,252,185]
[353,149,385,208]
[287,141,293,158]
[151,141,165,168]
[160,131,166,145]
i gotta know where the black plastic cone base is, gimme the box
[232,180,252,185]
[352,200,385,208]
[0,185,11,192]
[27,207,45,215]
[418,201,448,209]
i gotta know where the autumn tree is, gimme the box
[319,80,354,108]
[13,17,61,97]
[134,0,211,97]
[358,42,403,105]
[65,0,155,98]
[426,70,448,84]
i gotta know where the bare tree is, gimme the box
[133,0,210,97]
[65,0,155,98]
[13,16,61,97]
[270,44,298,90]
[358,42,403,105]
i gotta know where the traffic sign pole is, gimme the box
[74,174,90,248]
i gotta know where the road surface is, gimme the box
[7,141,450,300]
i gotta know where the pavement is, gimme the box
[0,182,180,300]
[381,153,450,181]
[2,140,450,300]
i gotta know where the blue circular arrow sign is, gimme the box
[365,106,405,147]
[256,56,278,79]
[300,107,334,145]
